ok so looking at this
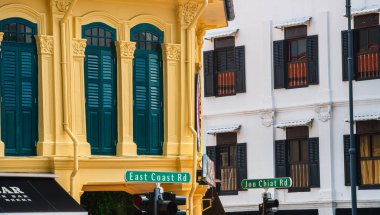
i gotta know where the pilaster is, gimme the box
[35,35,56,156]
[0,32,3,156]
[115,41,137,156]
[70,38,91,156]
[162,43,181,155]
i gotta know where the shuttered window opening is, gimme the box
[341,14,380,81]
[203,38,245,97]
[206,132,247,195]
[344,120,380,188]
[0,18,38,156]
[83,23,117,155]
[273,26,319,89]
[131,24,164,155]
[275,127,320,192]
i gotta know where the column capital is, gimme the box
[0,32,4,47]
[72,38,87,57]
[116,41,136,59]
[50,0,72,13]
[162,43,181,61]
[35,35,54,55]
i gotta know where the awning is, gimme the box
[206,124,241,135]
[275,118,313,129]
[0,173,87,214]
[351,5,380,16]
[274,16,312,29]
[345,113,380,122]
[204,28,239,40]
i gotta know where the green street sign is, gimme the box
[241,177,292,189]
[125,171,190,184]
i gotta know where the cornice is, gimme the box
[35,35,54,55]
[72,38,87,57]
[203,98,380,119]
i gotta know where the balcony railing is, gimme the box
[289,163,309,189]
[357,50,380,80]
[217,71,236,96]
[288,61,307,88]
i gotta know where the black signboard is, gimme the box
[0,177,86,214]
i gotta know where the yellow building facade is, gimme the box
[0,0,229,214]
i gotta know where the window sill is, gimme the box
[358,185,380,190]
[288,188,311,193]
[355,76,380,81]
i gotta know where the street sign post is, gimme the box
[241,177,292,189]
[125,171,191,184]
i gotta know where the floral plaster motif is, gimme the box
[162,44,181,61]
[260,111,274,127]
[178,1,199,25]
[36,35,54,55]
[72,39,87,57]
[315,105,332,122]
[52,0,72,12]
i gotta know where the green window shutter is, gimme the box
[83,23,117,155]
[1,18,38,156]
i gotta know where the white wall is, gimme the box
[202,0,380,213]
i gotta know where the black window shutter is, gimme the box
[306,35,319,85]
[343,134,351,186]
[237,143,247,191]
[235,46,246,93]
[273,40,288,89]
[308,137,320,187]
[203,50,215,97]
[377,26,380,72]
[341,30,358,81]
[275,140,287,178]
[206,146,221,192]
[341,30,349,81]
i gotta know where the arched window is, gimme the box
[83,23,117,155]
[0,18,38,156]
[131,23,164,155]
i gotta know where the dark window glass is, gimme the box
[92,27,98,36]
[285,26,307,40]
[17,24,25,33]
[92,37,98,46]
[25,26,32,33]
[85,29,91,36]
[146,33,151,41]
[99,28,104,37]
[106,38,112,47]
[106,31,111,38]
[133,33,139,40]
[146,42,151,50]
[9,23,16,32]
[10,33,17,41]
[17,34,25,42]
[99,38,105,47]
[3,24,9,31]
[214,36,235,49]
[85,36,91,45]
[153,35,158,41]
[25,35,33,43]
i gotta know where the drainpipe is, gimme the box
[187,1,207,214]
[59,0,80,197]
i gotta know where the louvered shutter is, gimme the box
[341,30,358,81]
[148,53,163,155]
[100,49,117,154]
[275,140,287,178]
[308,137,320,187]
[306,35,319,85]
[273,40,288,89]
[2,47,18,154]
[237,143,247,190]
[203,51,215,97]
[134,54,148,154]
[86,51,101,153]
[377,26,380,72]
[19,48,38,155]
[235,46,246,93]
[343,134,351,186]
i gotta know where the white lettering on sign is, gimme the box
[0,187,24,194]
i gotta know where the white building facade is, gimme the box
[202,0,380,215]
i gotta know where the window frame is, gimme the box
[287,138,311,192]
[357,132,380,189]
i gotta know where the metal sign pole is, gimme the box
[154,183,160,215]
[345,0,357,215]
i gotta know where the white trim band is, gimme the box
[351,5,380,16]
[0,172,57,178]
[274,16,312,29]
[275,118,313,129]
[345,113,380,122]
[204,28,239,40]
[206,124,241,135]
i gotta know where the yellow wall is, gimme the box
[0,0,227,214]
